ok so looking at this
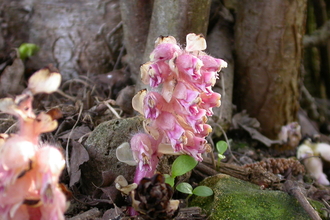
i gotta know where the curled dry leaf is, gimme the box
[132,89,147,115]
[154,35,177,47]
[35,112,58,134]
[115,175,137,195]
[28,68,61,94]
[185,33,207,52]
[0,57,25,96]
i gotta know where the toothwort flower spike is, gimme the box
[130,34,227,186]
[0,68,67,220]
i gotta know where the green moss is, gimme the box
[190,174,325,220]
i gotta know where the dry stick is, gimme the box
[65,101,83,175]
[4,122,17,134]
[103,100,121,119]
[284,180,322,220]
[55,89,76,101]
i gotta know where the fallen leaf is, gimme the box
[232,111,281,147]
[58,125,91,140]
[0,57,25,96]
[70,141,89,187]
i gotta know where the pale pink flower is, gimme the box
[130,133,159,183]
[128,33,227,188]
[143,92,166,119]
[176,54,203,80]
[0,136,37,190]
[150,43,181,62]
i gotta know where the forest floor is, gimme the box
[2,72,330,220]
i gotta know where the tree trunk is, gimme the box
[234,0,307,139]
[1,0,122,80]
[119,0,154,82]
[206,3,235,134]
[137,0,211,91]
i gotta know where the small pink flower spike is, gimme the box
[143,92,166,120]
[149,42,181,62]
[176,54,203,80]
[39,187,66,220]
[35,146,65,204]
[0,136,37,190]
[127,33,228,197]
[130,133,159,183]
[0,173,33,219]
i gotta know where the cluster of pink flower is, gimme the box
[131,34,227,183]
[0,69,66,220]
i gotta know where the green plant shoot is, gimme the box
[165,155,213,198]
[18,43,39,60]
[216,140,228,167]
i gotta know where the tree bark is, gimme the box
[143,0,211,62]
[312,0,330,99]
[206,3,235,134]
[138,0,211,91]
[1,0,122,80]
[120,0,154,82]
[234,0,307,139]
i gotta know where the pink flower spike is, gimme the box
[150,43,181,62]
[200,92,221,116]
[199,55,227,72]
[34,146,65,206]
[39,187,66,220]
[176,54,203,80]
[130,133,157,172]
[153,112,185,151]
[148,62,171,87]
[172,82,200,115]
[182,131,207,161]
[0,136,37,188]
[130,133,160,183]
[189,114,208,134]
[143,92,166,119]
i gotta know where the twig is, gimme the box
[65,101,84,175]
[4,122,17,134]
[103,100,121,119]
[55,89,76,101]
[303,20,330,48]
[284,180,322,220]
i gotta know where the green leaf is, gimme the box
[176,182,193,195]
[164,175,175,187]
[216,141,228,154]
[18,43,39,60]
[171,155,198,177]
[192,186,213,197]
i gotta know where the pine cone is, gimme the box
[244,158,305,176]
[131,174,179,220]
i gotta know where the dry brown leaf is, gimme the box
[0,58,25,96]
[58,125,91,140]
[69,140,89,187]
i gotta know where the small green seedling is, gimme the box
[164,155,197,187]
[18,43,39,60]
[176,183,213,197]
[216,140,228,167]
[164,155,213,198]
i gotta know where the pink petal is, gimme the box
[150,43,181,61]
